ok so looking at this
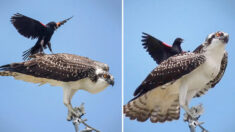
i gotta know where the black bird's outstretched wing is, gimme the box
[142,32,175,64]
[11,13,46,39]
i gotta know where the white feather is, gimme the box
[180,35,226,105]
[13,73,109,94]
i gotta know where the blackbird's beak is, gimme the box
[56,16,73,28]
[181,39,184,43]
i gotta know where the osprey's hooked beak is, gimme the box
[216,32,229,43]
[56,16,73,28]
[107,77,114,86]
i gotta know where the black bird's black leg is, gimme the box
[48,42,53,54]
[40,38,45,53]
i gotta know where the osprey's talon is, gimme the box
[187,104,204,120]
[184,111,199,120]
[71,106,85,118]
[190,112,200,120]
[67,111,73,121]
[67,107,82,121]
[184,105,209,132]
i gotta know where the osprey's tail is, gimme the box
[124,89,180,123]
[0,64,15,76]
[0,62,46,85]
[0,63,24,76]
[124,94,152,122]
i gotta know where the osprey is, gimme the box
[0,53,114,120]
[11,13,72,60]
[142,32,184,64]
[124,31,228,123]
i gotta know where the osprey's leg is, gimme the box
[63,87,79,121]
[179,85,198,119]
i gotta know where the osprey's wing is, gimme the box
[194,52,228,97]
[134,52,206,98]
[193,44,204,53]
[125,52,205,123]
[142,32,173,64]
[11,13,46,39]
[0,53,99,82]
[56,53,109,72]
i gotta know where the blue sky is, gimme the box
[124,0,235,132]
[1,0,235,132]
[0,0,121,132]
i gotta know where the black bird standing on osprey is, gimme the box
[142,32,184,64]
[11,13,72,60]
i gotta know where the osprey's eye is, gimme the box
[216,32,223,37]
[103,74,109,78]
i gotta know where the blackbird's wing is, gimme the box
[11,13,47,39]
[142,32,174,64]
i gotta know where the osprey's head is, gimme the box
[96,68,114,86]
[205,31,229,45]
[202,31,229,52]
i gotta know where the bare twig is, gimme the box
[70,103,100,132]
[183,104,209,132]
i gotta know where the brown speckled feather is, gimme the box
[133,52,206,98]
[0,53,109,82]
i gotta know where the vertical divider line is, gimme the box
[121,0,124,131]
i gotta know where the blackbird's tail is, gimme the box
[22,43,41,61]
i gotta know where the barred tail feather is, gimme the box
[0,63,47,84]
[124,94,151,122]
[0,71,16,76]
[124,88,180,123]
[0,64,16,76]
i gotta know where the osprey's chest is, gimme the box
[64,78,109,94]
[202,51,225,79]
[202,60,221,79]
[182,52,225,91]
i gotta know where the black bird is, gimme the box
[142,32,184,64]
[11,13,72,60]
